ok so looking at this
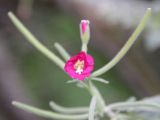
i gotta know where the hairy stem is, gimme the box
[89,96,97,120]
[54,42,70,61]
[82,81,105,116]
[91,8,151,77]
[81,43,88,53]
[105,101,160,113]
[12,101,88,120]
[8,12,65,69]
[49,101,88,114]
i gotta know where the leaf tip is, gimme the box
[146,8,152,15]
[12,101,17,106]
[49,101,53,106]
[8,11,13,17]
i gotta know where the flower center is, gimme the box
[74,60,84,74]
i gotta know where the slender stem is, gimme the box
[12,101,88,120]
[105,101,160,113]
[84,81,105,116]
[49,101,88,114]
[54,42,70,61]
[91,8,151,77]
[8,12,65,69]
[81,43,88,52]
[89,96,97,120]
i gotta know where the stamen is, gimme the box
[76,69,83,74]
[74,60,84,74]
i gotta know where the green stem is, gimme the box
[83,81,105,116]
[81,43,88,52]
[49,101,88,114]
[91,8,151,77]
[12,101,88,120]
[54,42,70,61]
[105,101,160,113]
[8,12,65,69]
[89,96,97,120]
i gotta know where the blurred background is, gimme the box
[0,0,160,120]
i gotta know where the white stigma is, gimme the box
[76,69,83,74]
[74,60,84,75]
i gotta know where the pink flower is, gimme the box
[64,51,94,80]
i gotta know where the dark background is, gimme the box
[0,0,160,120]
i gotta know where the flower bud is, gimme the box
[80,20,90,44]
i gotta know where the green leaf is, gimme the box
[8,12,65,69]
[92,8,152,77]
[12,101,88,120]
[49,101,88,114]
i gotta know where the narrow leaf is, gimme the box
[91,77,109,84]
[49,101,88,114]
[54,42,70,61]
[92,8,151,77]
[12,101,88,120]
[66,79,78,84]
[8,12,65,69]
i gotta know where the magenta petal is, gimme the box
[64,51,94,80]
[83,66,94,74]
[86,54,94,65]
